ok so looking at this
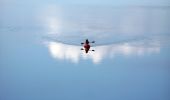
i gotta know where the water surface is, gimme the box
[0,1,170,100]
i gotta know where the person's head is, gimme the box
[85,39,89,44]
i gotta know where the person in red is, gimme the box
[81,39,95,53]
[84,39,90,53]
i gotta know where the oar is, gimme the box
[81,48,95,51]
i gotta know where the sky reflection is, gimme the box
[41,6,170,38]
[46,38,160,64]
[1,1,170,100]
[41,6,169,64]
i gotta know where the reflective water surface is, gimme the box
[43,6,170,64]
[0,1,170,100]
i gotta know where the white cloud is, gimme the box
[40,6,167,64]
[38,4,63,35]
[46,17,61,35]
[46,40,160,64]
[47,42,81,63]
[39,6,170,44]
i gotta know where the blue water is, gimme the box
[0,1,170,100]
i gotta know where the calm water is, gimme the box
[0,1,170,100]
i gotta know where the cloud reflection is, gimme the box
[46,40,160,64]
[40,5,169,64]
[40,6,170,45]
